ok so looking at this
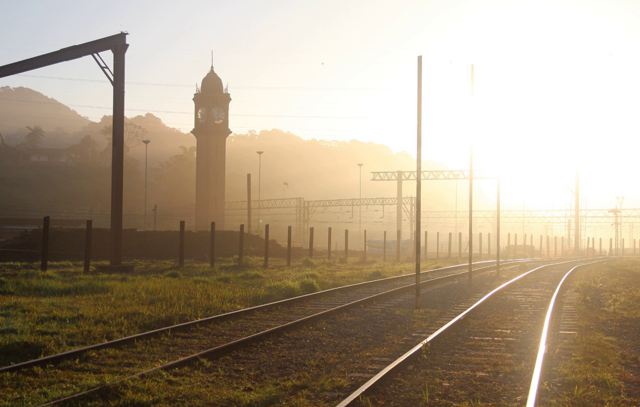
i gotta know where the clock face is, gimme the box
[211,107,224,124]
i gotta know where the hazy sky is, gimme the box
[3,0,640,210]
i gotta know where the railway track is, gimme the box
[336,259,602,406]
[0,259,523,406]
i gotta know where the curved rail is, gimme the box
[525,260,605,407]
[1,258,514,373]
[40,260,524,406]
[335,259,581,407]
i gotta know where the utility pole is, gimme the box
[496,179,501,275]
[415,55,423,308]
[256,151,264,235]
[358,162,364,247]
[468,149,474,280]
[247,174,252,234]
[142,139,150,230]
[574,173,580,255]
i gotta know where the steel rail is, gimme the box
[525,260,605,407]
[335,259,582,407]
[0,259,514,374]
[39,260,526,406]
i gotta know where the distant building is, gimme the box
[191,62,231,230]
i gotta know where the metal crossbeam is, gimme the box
[371,170,495,181]
[306,197,414,208]
[226,197,303,210]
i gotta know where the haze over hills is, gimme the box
[0,86,463,226]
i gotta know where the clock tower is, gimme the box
[192,63,231,230]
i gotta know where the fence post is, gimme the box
[209,222,216,267]
[345,229,349,261]
[264,224,269,268]
[286,225,292,266]
[396,230,401,262]
[327,227,332,260]
[309,227,314,258]
[239,224,245,265]
[40,216,50,272]
[363,229,367,262]
[383,230,387,262]
[178,220,185,267]
[83,219,92,273]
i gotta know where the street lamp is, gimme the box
[257,151,264,235]
[142,139,151,230]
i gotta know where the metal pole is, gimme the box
[345,229,349,261]
[142,139,150,229]
[496,179,501,275]
[209,222,216,268]
[239,224,245,265]
[479,232,483,259]
[328,227,332,260]
[448,232,452,258]
[110,42,126,266]
[575,172,580,255]
[396,229,401,262]
[396,171,402,243]
[264,224,269,268]
[41,216,50,272]
[309,226,314,258]
[415,55,422,307]
[358,163,363,239]
[436,231,440,259]
[364,229,367,262]
[458,231,462,260]
[246,173,252,234]
[257,151,264,235]
[153,204,158,231]
[383,230,387,262]
[287,225,292,266]
[178,220,185,267]
[84,219,92,273]
[424,230,428,258]
[468,149,474,280]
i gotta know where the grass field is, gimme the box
[545,258,640,406]
[0,256,457,366]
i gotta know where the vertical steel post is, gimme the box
[554,236,558,257]
[546,235,549,258]
[496,179,500,274]
[396,171,403,242]
[364,229,368,262]
[609,237,613,256]
[575,173,580,255]
[286,225,292,266]
[264,224,269,268]
[239,224,245,265]
[424,230,428,258]
[488,232,491,257]
[436,231,440,259]
[209,222,216,268]
[415,55,423,307]
[396,229,401,262]
[328,227,332,260]
[458,231,462,260]
[478,232,483,259]
[110,43,126,266]
[383,230,387,262]
[178,220,185,267]
[448,232,452,258]
[468,150,473,280]
[41,216,50,272]
[561,236,565,256]
[246,174,252,235]
[84,219,92,273]
[599,237,602,257]
[345,229,349,261]
[309,227,314,258]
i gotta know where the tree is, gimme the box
[21,126,45,149]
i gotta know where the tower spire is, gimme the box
[211,50,214,70]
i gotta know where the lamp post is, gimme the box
[257,150,264,235]
[142,139,151,230]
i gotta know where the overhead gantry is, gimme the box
[0,33,129,267]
